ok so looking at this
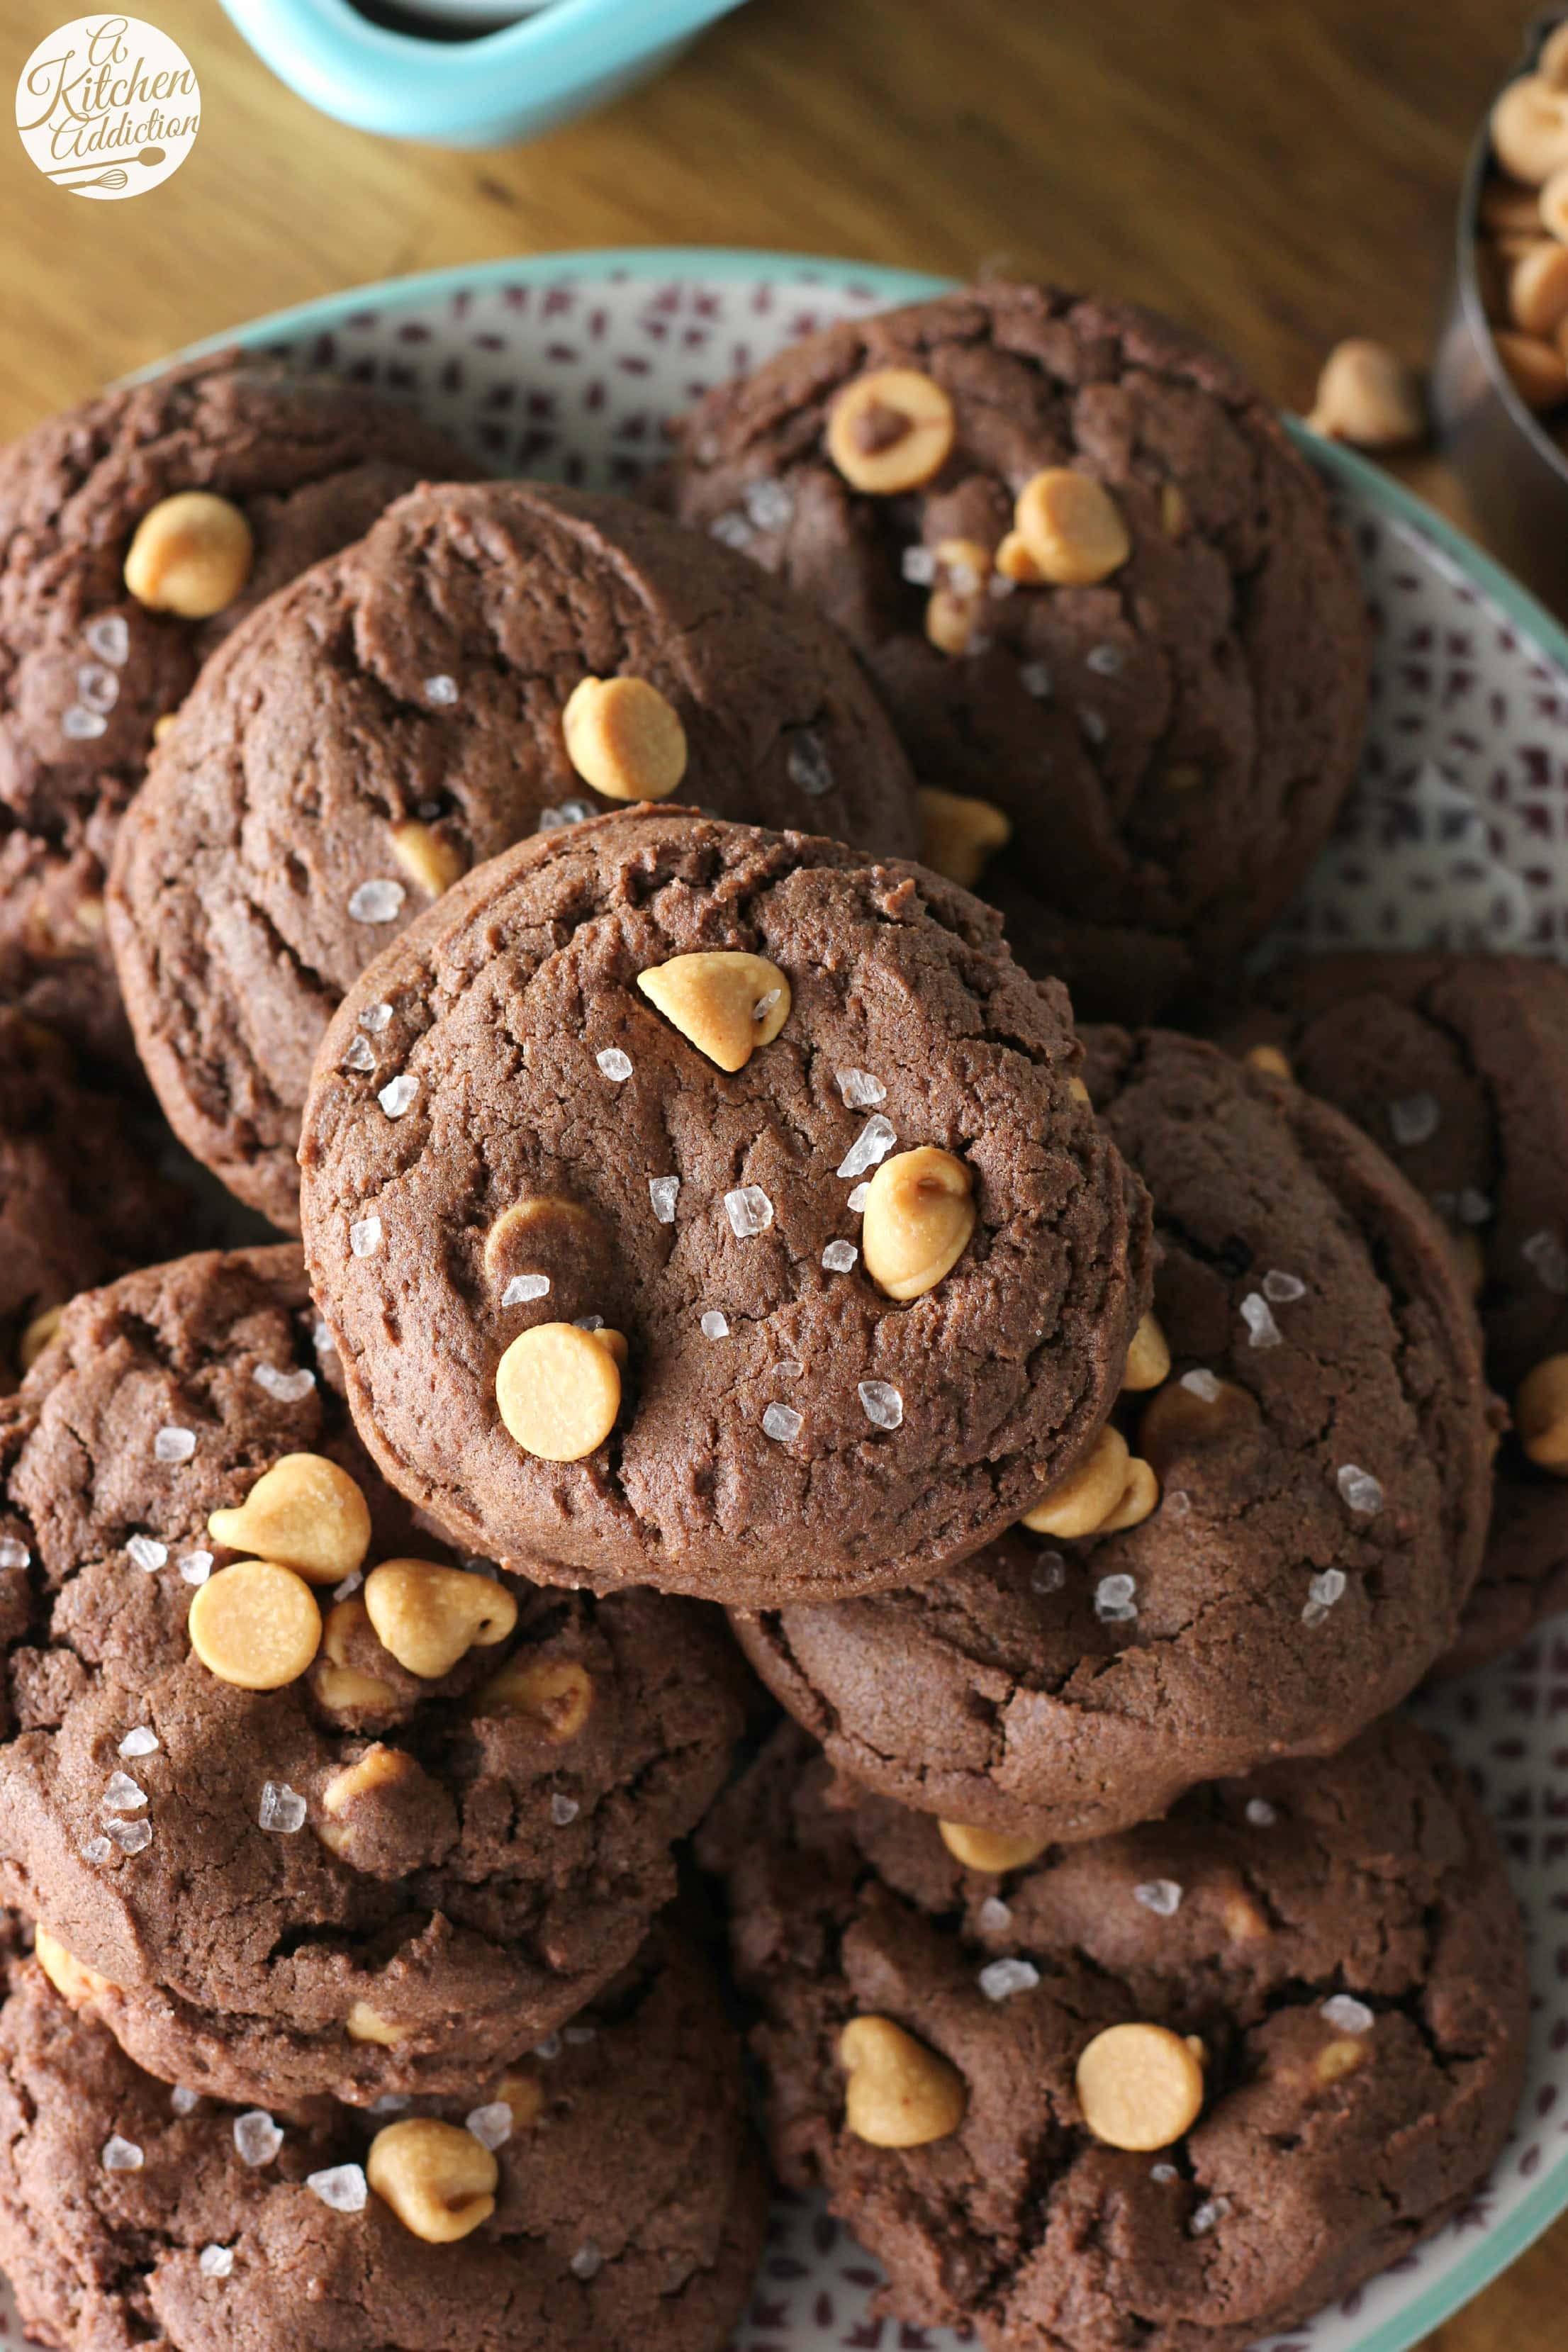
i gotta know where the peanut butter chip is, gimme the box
[1121,1312,1172,1392]
[34,1927,113,2007]
[390,820,466,898]
[1012,469,1131,586]
[364,1559,519,1679]
[367,2117,498,2243]
[938,1821,1050,1873]
[495,1321,622,1460]
[188,1559,321,1690]
[18,1303,64,1374]
[839,2015,968,2147]
[1022,1423,1129,1539]
[826,369,956,494]
[637,951,791,1071]
[347,2002,410,2047]
[861,1146,976,1300]
[1244,1043,1294,1082]
[208,1453,371,1588]
[476,1653,595,1736]
[123,491,254,619]
[1517,1354,1568,1472]
[1076,2022,1205,2151]
[561,676,687,802]
[917,788,1012,887]
[1097,1455,1161,1535]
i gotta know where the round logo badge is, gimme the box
[15,14,200,200]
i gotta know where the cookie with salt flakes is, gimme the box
[298,805,1153,1608]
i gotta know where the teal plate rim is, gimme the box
[151,241,1568,2352]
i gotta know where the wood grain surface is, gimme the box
[0,0,1559,2341]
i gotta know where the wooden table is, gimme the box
[0,0,1560,2341]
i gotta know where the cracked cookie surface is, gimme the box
[1218,951,1568,1675]
[668,280,1371,1023]
[107,478,920,1226]
[0,1925,766,2352]
[731,1029,1494,1837]
[298,807,1152,1606]
[1,352,474,1072]
[0,1245,745,2107]
[698,1718,1528,2352]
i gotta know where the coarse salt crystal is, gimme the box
[85,614,130,665]
[82,1836,112,1865]
[1086,643,1124,676]
[77,661,120,712]
[978,1896,1013,1934]
[104,1817,152,1855]
[700,1310,729,1339]
[550,1793,580,1826]
[62,703,108,739]
[822,1239,858,1272]
[257,1782,306,1835]
[370,2093,410,2115]
[1262,1269,1306,1304]
[466,2101,513,2151]
[342,1034,376,1075]
[763,1403,802,1443]
[596,1047,633,1084]
[649,1175,681,1223]
[307,2164,367,2213]
[534,2033,563,2061]
[1457,1187,1491,1225]
[1180,1369,1221,1402]
[424,673,459,705]
[178,1550,213,1586]
[199,2244,235,2278]
[724,1185,773,1239]
[1523,1229,1568,1293]
[570,2241,603,2281]
[379,1073,418,1119]
[1321,1993,1374,2034]
[1190,2197,1230,2236]
[127,1535,167,1574]
[1150,2162,1180,2184]
[334,1569,362,1601]
[0,1537,28,1569]
[1335,1465,1382,1516]
[119,1725,159,1758]
[359,1001,393,1035]
[253,1364,316,1404]
[744,478,794,531]
[1388,1092,1440,1146]
[101,2134,143,2172]
[349,1214,383,1259]
[847,1182,870,1213]
[1245,1798,1277,1827]
[1134,1880,1182,1917]
[836,1068,886,1108]
[233,2111,283,2167]
[787,732,833,797]
[978,1956,1040,2002]
[154,1426,196,1464]
[1239,1294,1282,1350]
[837,1114,896,1180]
[1302,1568,1348,1628]
[902,545,937,585]
[1031,1552,1066,1594]
[1019,661,1053,698]
[858,1380,903,1430]
[347,878,405,925]
[710,511,752,550]
[103,1771,147,1813]
[170,2085,198,2115]
[503,1272,551,1306]
[1095,1573,1138,1623]
[1164,1489,1191,1520]
[574,1315,604,1332]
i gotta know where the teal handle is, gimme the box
[216,0,750,146]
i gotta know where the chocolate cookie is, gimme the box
[0,352,475,1068]
[0,1245,745,2107]
[107,478,922,1227]
[0,1925,765,2352]
[700,1718,1528,2352]
[668,280,1371,1021]
[298,806,1152,1608]
[0,1007,187,1392]
[731,1029,1493,1839]
[1218,953,1568,1673]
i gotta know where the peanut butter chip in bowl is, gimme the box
[1075,2021,1205,2150]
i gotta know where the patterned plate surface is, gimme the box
[4,250,1567,2352]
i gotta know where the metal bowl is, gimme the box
[1432,7,1568,606]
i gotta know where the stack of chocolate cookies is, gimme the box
[0,284,1546,2352]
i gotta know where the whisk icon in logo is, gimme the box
[16,15,200,198]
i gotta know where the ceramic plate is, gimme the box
[6,249,1568,2352]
